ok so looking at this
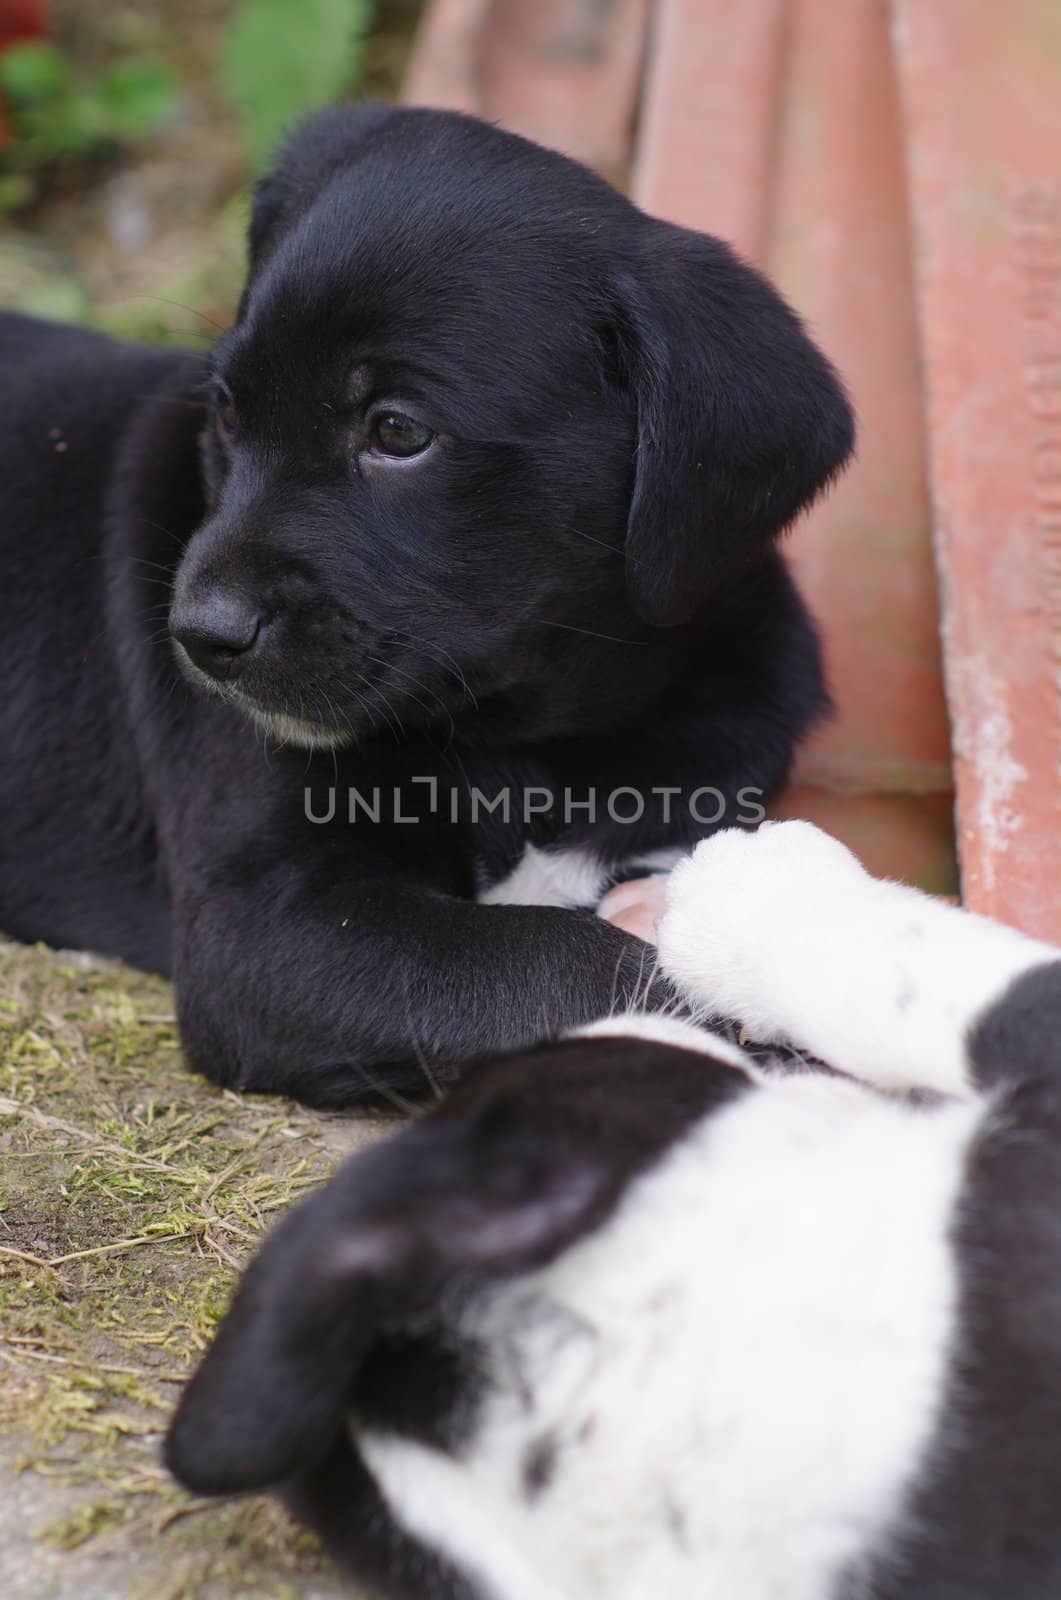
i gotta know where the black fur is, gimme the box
[0,104,851,1104]
[865,962,1061,1600]
[286,1435,486,1600]
[967,960,1061,1089]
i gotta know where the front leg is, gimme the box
[656,821,1060,1100]
[173,873,672,1106]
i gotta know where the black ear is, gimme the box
[165,1033,744,1497]
[615,223,855,626]
[163,1101,614,1496]
[246,101,397,277]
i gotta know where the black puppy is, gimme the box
[0,105,852,1105]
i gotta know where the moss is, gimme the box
[0,937,374,1597]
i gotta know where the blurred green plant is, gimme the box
[0,42,176,200]
[220,0,377,171]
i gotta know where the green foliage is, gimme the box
[0,41,176,181]
[93,58,178,143]
[1,39,68,100]
[220,0,376,170]
[10,273,91,324]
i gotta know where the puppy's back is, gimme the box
[874,1064,1061,1599]
[0,313,200,967]
[0,312,186,497]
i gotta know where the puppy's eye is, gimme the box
[371,412,435,459]
[215,398,240,446]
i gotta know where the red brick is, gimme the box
[895,0,1061,937]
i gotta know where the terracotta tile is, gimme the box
[636,0,956,888]
[405,0,648,183]
[479,0,648,183]
[765,0,955,888]
[773,787,957,889]
[895,0,1061,937]
[632,0,785,258]
[403,0,491,116]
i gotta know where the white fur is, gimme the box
[575,1011,754,1073]
[360,1075,979,1600]
[479,846,608,909]
[479,844,688,911]
[243,704,350,751]
[354,1440,562,1600]
[658,821,1059,1099]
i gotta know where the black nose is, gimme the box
[170,595,263,682]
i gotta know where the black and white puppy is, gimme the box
[0,104,852,1105]
[168,822,1061,1600]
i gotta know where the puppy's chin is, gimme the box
[172,650,353,750]
[241,705,353,752]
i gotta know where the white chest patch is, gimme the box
[478,845,608,910]
[478,844,688,911]
[358,1077,980,1600]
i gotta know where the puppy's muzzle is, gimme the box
[170,592,265,683]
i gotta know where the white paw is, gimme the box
[656,822,869,1037]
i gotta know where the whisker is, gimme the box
[126,556,178,579]
[386,628,480,711]
[347,1065,423,1116]
[537,620,648,647]
[130,392,210,407]
[364,654,456,744]
[407,1030,444,1104]
[569,526,624,558]
[136,295,228,335]
[608,948,622,1020]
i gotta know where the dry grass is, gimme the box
[0,936,383,1598]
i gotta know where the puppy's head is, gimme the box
[169,104,852,749]
[165,1021,751,1598]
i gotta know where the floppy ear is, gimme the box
[245,101,397,278]
[165,1034,745,1497]
[163,1109,615,1496]
[615,223,855,626]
